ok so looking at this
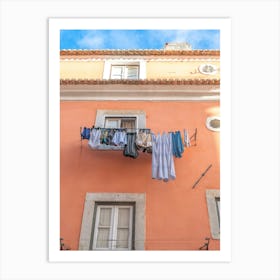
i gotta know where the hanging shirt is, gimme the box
[184,129,191,147]
[123,132,139,159]
[88,129,101,149]
[136,130,152,153]
[152,132,175,182]
[112,130,127,146]
[81,127,91,140]
[100,130,109,145]
[171,131,184,158]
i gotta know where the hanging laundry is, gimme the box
[171,131,184,158]
[183,129,191,147]
[112,130,127,146]
[136,130,152,153]
[88,128,101,149]
[123,132,139,159]
[81,127,91,140]
[107,129,115,145]
[152,132,175,182]
[100,130,109,145]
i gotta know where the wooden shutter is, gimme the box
[116,206,133,249]
[126,66,139,79]
[93,205,133,250]
[93,206,113,249]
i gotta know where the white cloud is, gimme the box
[74,29,219,50]
[77,32,104,49]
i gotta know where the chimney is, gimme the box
[164,42,192,50]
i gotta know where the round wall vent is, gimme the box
[206,116,220,131]
[199,64,217,75]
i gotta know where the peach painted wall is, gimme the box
[60,61,104,79]
[146,61,220,79]
[60,60,220,80]
[60,100,220,250]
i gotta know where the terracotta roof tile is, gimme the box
[60,79,220,86]
[60,49,220,56]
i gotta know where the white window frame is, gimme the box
[92,204,134,250]
[206,189,220,239]
[95,109,146,129]
[103,59,146,80]
[79,193,146,250]
[110,65,139,80]
[104,116,137,129]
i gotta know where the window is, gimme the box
[92,203,134,250]
[103,60,146,80]
[110,65,139,80]
[79,193,145,250]
[206,189,220,239]
[93,110,146,150]
[105,117,136,129]
[95,110,146,129]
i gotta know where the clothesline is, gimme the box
[81,126,197,144]
[93,127,151,131]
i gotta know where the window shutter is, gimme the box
[92,204,133,250]
[116,207,132,249]
[95,207,113,249]
[126,66,139,79]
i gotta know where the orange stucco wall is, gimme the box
[60,100,220,250]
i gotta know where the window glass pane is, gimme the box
[99,208,112,227]
[215,198,220,226]
[116,228,129,248]
[105,119,120,128]
[111,66,123,79]
[96,228,110,248]
[117,208,130,227]
[216,199,220,212]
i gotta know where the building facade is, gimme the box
[60,45,220,250]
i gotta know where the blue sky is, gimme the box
[60,30,220,50]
